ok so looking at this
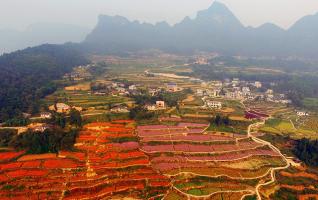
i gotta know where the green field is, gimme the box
[303,98,318,111]
[46,90,131,109]
[260,118,317,139]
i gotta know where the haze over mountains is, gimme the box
[0,23,89,54]
[1,2,318,58]
[83,2,318,58]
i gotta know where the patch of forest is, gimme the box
[293,138,318,167]
[0,44,89,122]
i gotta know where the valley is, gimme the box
[1,53,318,200]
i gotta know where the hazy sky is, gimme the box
[1,0,318,30]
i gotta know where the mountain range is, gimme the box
[83,2,318,58]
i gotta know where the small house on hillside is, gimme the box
[297,111,309,117]
[40,112,52,119]
[156,101,165,109]
[110,105,129,113]
[28,123,50,133]
[49,103,71,113]
[254,81,262,88]
[166,83,182,92]
[206,101,222,109]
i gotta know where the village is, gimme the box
[0,61,310,136]
[1,54,318,200]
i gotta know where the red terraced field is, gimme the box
[6,169,48,178]
[59,151,86,161]
[177,123,209,127]
[0,174,9,182]
[21,160,42,168]
[137,123,209,138]
[43,159,82,169]
[0,121,170,199]
[245,110,269,119]
[0,151,25,162]
[137,122,285,198]
[141,140,263,153]
[141,133,245,143]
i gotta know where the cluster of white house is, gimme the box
[49,103,82,114]
[204,100,222,109]
[196,78,291,104]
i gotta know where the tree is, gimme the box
[69,109,82,127]
[214,115,222,126]
[52,113,66,128]
[222,116,230,126]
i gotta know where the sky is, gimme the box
[1,0,318,30]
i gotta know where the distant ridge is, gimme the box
[83,2,318,58]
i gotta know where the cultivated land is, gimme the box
[1,54,318,200]
[0,121,170,199]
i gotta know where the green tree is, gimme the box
[69,109,82,127]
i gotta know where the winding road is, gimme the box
[164,102,292,200]
[246,114,291,200]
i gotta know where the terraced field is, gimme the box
[263,165,318,200]
[0,120,292,199]
[137,122,286,199]
[0,121,170,199]
[46,90,130,109]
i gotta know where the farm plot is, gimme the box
[0,121,170,200]
[260,118,317,139]
[266,166,318,199]
[245,101,286,116]
[137,122,286,198]
[174,175,258,197]
[46,90,130,109]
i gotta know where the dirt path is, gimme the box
[246,114,291,200]
[171,184,255,200]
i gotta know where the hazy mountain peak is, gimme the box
[257,23,284,31]
[289,12,318,33]
[196,1,242,27]
[200,1,233,17]
[98,15,130,25]
[83,3,318,57]
[207,1,230,12]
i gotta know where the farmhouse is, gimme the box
[128,85,137,90]
[247,95,256,100]
[166,83,182,92]
[266,89,274,94]
[206,100,222,109]
[49,103,71,113]
[195,57,209,65]
[232,78,240,86]
[242,87,251,96]
[210,81,223,87]
[226,91,243,100]
[207,89,221,97]
[146,104,157,111]
[28,123,50,133]
[254,81,262,88]
[196,89,204,96]
[146,101,166,111]
[280,99,292,104]
[148,88,161,96]
[156,101,165,109]
[297,111,309,117]
[40,112,52,119]
[110,105,129,113]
